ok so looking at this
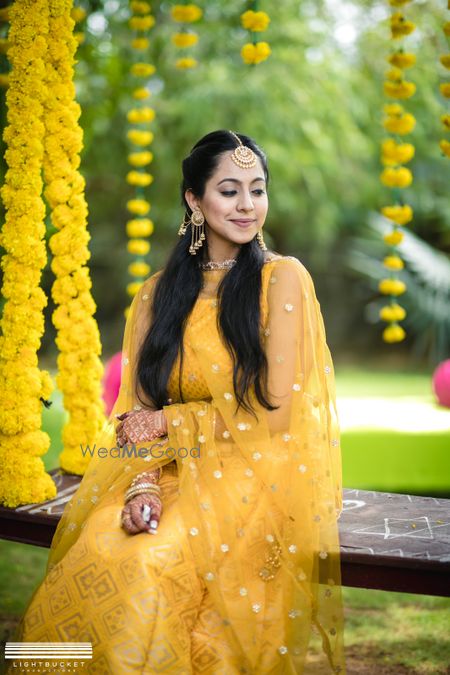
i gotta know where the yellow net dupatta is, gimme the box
[46,256,345,673]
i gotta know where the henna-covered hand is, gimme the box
[120,493,163,535]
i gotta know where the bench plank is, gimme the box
[1,471,449,596]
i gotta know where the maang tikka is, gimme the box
[178,206,206,255]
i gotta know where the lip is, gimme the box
[230,219,256,228]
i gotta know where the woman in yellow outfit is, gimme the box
[12,130,345,673]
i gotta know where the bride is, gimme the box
[12,130,345,674]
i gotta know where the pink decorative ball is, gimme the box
[102,351,123,416]
[432,359,450,408]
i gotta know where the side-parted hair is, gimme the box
[137,129,278,419]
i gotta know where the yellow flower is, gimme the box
[241,42,272,65]
[74,31,85,45]
[127,199,151,215]
[380,167,413,188]
[128,261,151,277]
[381,139,415,166]
[388,52,416,69]
[390,13,416,39]
[127,107,155,123]
[126,170,153,187]
[382,324,406,343]
[131,37,150,50]
[441,114,450,131]
[439,83,450,98]
[176,57,198,69]
[439,139,450,158]
[388,0,412,5]
[383,103,403,115]
[129,15,155,31]
[384,80,416,99]
[385,67,403,82]
[383,111,416,135]
[133,87,150,100]
[126,218,154,237]
[130,0,151,14]
[128,239,151,255]
[241,10,271,32]
[443,22,450,37]
[384,229,404,246]
[382,205,413,225]
[380,303,406,322]
[127,281,144,297]
[383,255,404,270]
[130,62,156,77]
[71,7,86,23]
[127,129,154,146]
[171,32,199,48]
[439,54,450,69]
[379,279,407,296]
[128,150,153,167]
[171,4,203,23]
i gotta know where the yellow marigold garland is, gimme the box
[379,0,417,344]
[241,2,271,65]
[0,0,56,507]
[43,0,105,475]
[125,0,157,315]
[438,3,450,158]
[170,3,202,70]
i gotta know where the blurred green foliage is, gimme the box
[0,0,449,363]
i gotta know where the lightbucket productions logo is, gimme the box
[5,642,92,673]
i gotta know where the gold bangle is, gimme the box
[124,486,161,504]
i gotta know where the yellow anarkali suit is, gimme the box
[11,256,345,674]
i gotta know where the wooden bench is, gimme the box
[1,470,449,597]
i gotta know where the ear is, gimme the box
[185,189,199,213]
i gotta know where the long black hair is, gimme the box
[136,130,278,419]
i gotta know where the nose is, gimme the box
[237,190,254,212]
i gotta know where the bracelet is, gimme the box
[125,486,161,504]
[130,467,163,489]
[125,482,161,499]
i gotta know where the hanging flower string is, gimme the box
[170,3,202,70]
[0,7,10,89]
[43,0,105,475]
[71,6,87,48]
[241,1,271,66]
[125,0,157,315]
[0,0,56,507]
[378,0,417,344]
[439,5,450,158]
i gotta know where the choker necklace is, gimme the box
[199,258,237,270]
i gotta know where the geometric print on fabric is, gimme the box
[145,636,180,672]
[49,583,73,616]
[101,603,127,637]
[119,553,145,585]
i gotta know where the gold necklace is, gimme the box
[199,258,237,270]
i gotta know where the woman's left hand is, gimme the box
[115,408,168,447]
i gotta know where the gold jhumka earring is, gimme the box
[178,207,206,255]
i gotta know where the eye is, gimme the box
[220,190,237,196]
[252,189,266,196]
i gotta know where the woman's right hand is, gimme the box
[120,493,163,535]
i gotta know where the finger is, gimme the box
[129,500,149,532]
[121,511,140,535]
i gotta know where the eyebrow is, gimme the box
[217,177,266,186]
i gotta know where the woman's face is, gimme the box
[185,151,269,251]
